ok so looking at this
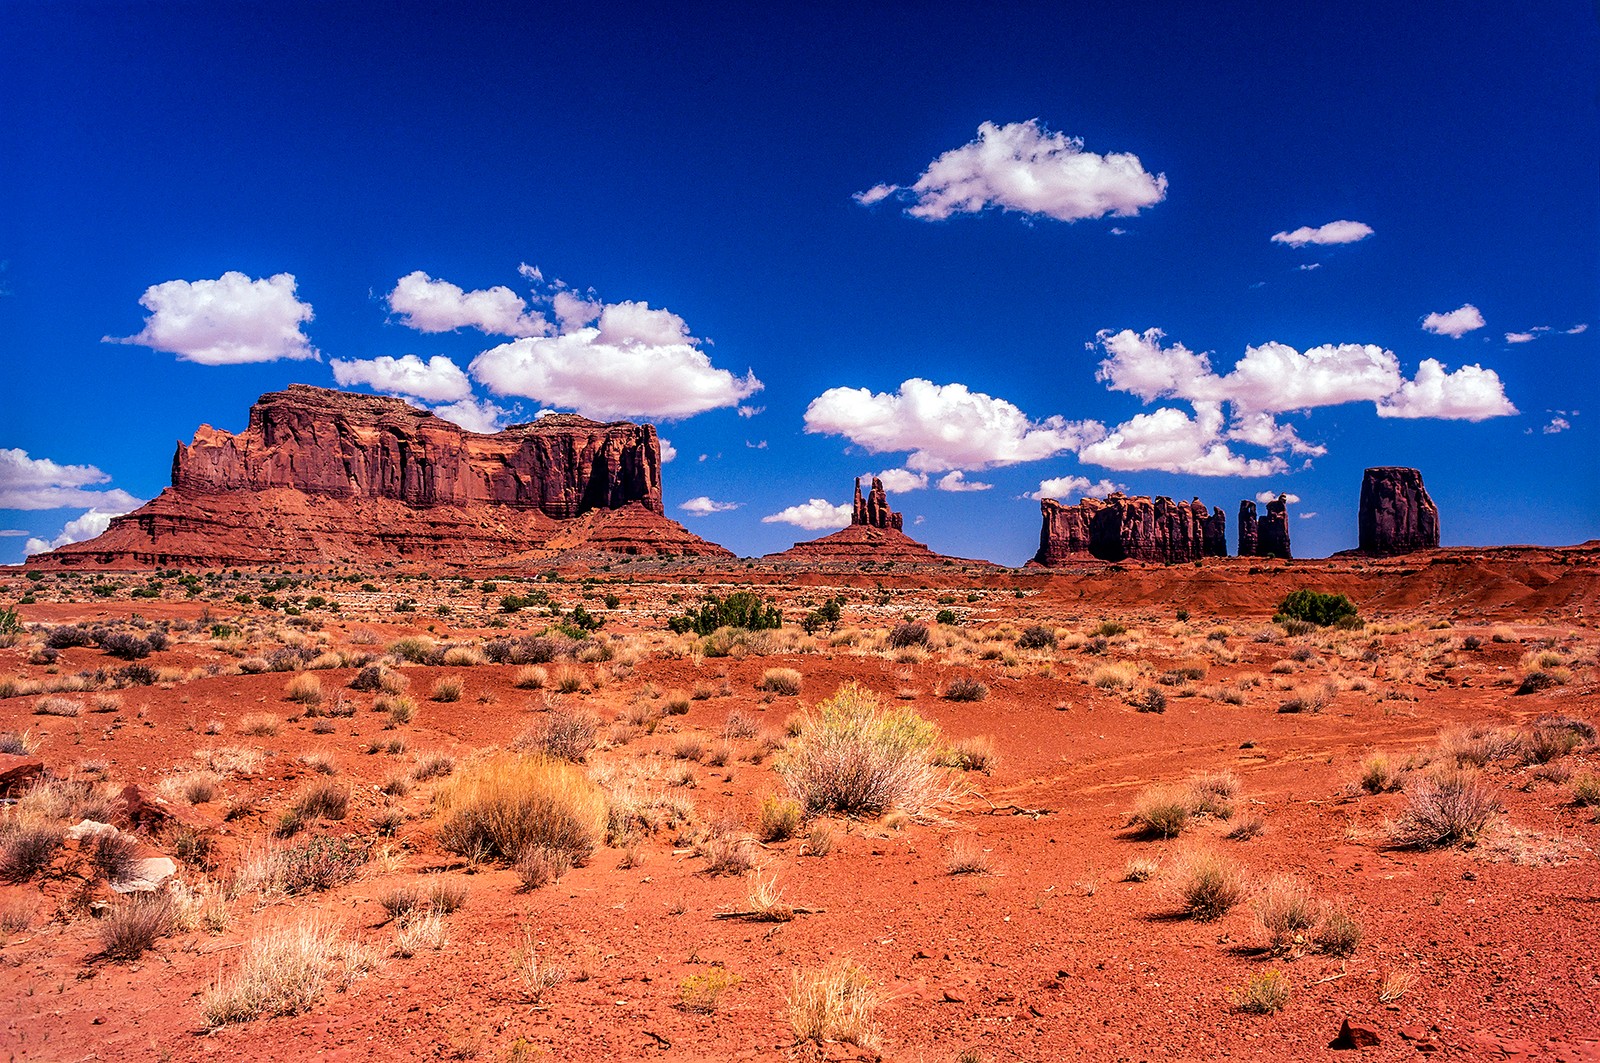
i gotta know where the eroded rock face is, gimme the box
[770,478,944,564]
[1359,467,1440,556]
[852,477,904,531]
[174,385,662,518]
[1034,493,1228,565]
[1257,494,1292,559]
[33,385,732,567]
[1238,500,1259,557]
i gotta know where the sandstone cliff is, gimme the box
[1033,493,1228,565]
[33,385,730,568]
[1358,467,1440,556]
[1256,494,1292,559]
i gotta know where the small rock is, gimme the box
[941,990,965,1003]
[0,754,45,797]
[1330,1018,1381,1050]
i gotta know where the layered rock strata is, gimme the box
[33,385,731,568]
[1358,467,1440,556]
[1034,494,1228,565]
[766,478,948,564]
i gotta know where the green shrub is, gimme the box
[667,591,781,636]
[1274,590,1358,628]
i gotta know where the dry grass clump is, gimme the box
[0,820,64,882]
[33,695,82,717]
[411,751,456,781]
[1130,786,1190,838]
[201,918,372,1026]
[946,837,995,875]
[758,668,803,695]
[942,734,998,774]
[196,745,264,775]
[284,673,322,707]
[1253,877,1316,954]
[392,911,447,957]
[1277,681,1336,714]
[789,960,879,1050]
[512,666,548,690]
[379,694,416,727]
[430,676,464,703]
[515,846,572,891]
[757,795,803,841]
[745,871,795,921]
[698,829,760,876]
[514,709,600,763]
[351,664,409,694]
[1571,775,1600,809]
[1173,849,1247,921]
[90,830,143,883]
[552,666,586,694]
[289,780,350,822]
[1437,725,1521,768]
[679,967,740,1013]
[1231,969,1289,1014]
[434,754,605,866]
[238,713,281,737]
[100,892,174,960]
[1089,663,1137,690]
[297,750,338,776]
[1388,771,1496,848]
[776,681,952,819]
[1357,752,1405,794]
[943,676,989,702]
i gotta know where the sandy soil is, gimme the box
[0,555,1597,1062]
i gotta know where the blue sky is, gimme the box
[2,1,1595,565]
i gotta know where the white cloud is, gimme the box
[1255,491,1301,504]
[1077,404,1286,477]
[1270,220,1373,247]
[387,271,549,337]
[737,405,765,419]
[660,438,677,464]
[679,496,742,516]
[107,271,316,364]
[1543,417,1571,435]
[428,397,512,434]
[1227,411,1327,456]
[1421,304,1485,339]
[1299,512,1317,519]
[24,507,129,556]
[471,291,761,421]
[1505,332,1536,343]
[1029,475,1123,501]
[1298,263,1322,271]
[937,471,992,492]
[859,119,1167,223]
[761,499,852,531]
[0,529,27,537]
[873,468,929,494]
[0,449,143,511]
[1376,358,1517,421]
[1567,324,1588,335]
[331,354,473,403]
[745,440,768,449]
[804,378,1099,473]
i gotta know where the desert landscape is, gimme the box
[1,387,1597,1063]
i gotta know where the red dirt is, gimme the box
[1,554,1597,1062]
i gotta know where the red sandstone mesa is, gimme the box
[31,385,731,568]
[1033,493,1228,565]
[765,477,958,564]
[1358,466,1440,556]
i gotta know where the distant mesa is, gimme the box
[1358,467,1440,556]
[1238,495,1292,560]
[1034,493,1229,565]
[764,477,956,565]
[29,384,732,569]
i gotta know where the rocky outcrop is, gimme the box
[1033,493,1228,565]
[1358,467,1440,556]
[852,477,903,531]
[1238,500,1259,557]
[32,385,731,568]
[1256,494,1292,559]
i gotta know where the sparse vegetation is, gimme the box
[788,959,879,1050]
[434,754,606,866]
[1274,589,1358,628]
[1389,771,1496,848]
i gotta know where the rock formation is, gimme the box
[766,477,953,564]
[1358,467,1440,556]
[1256,494,1292,559]
[1237,500,1259,557]
[1033,493,1228,565]
[32,385,732,568]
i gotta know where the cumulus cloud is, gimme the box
[659,438,677,464]
[1421,304,1486,339]
[1376,359,1517,421]
[858,119,1167,223]
[428,397,513,434]
[0,449,143,511]
[937,471,992,492]
[737,405,765,419]
[387,271,550,337]
[761,499,852,531]
[1270,220,1373,247]
[469,280,761,421]
[1505,331,1537,343]
[106,271,316,364]
[1077,403,1286,477]
[331,354,472,403]
[804,378,1099,473]
[1256,491,1301,504]
[679,496,742,516]
[24,507,129,556]
[1029,475,1124,501]
[873,469,929,494]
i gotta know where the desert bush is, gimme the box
[380,695,416,727]
[515,709,600,763]
[723,710,759,740]
[100,893,174,960]
[200,918,367,1026]
[1520,718,1588,763]
[238,713,281,737]
[33,695,82,717]
[90,830,143,883]
[788,960,879,1050]
[412,751,455,781]
[290,781,350,822]
[1130,687,1167,713]
[512,666,548,690]
[1274,589,1358,628]
[45,625,94,649]
[758,668,803,695]
[757,795,803,841]
[0,821,63,881]
[430,676,464,703]
[777,681,950,818]
[434,754,606,865]
[1315,906,1362,957]
[1131,787,1190,838]
[278,837,366,894]
[552,666,585,694]
[1254,877,1316,954]
[284,673,322,707]
[667,591,781,636]
[442,646,485,667]
[1175,850,1247,921]
[392,911,447,957]
[1438,725,1520,768]
[679,967,740,1014]
[943,677,988,702]
[1231,969,1289,1014]
[946,837,994,875]
[1092,620,1127,638]
[943,734,997,774]
[1358,752,1404,794]
[1184,772,1238,819]
[389,636,435,664]
[1089,663,1137,690]
[515,845,572,891]
[1388,771,1496,848]
[887,622,930,650]
[1016,625,1056,650]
